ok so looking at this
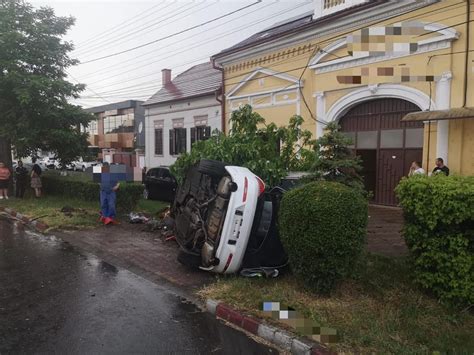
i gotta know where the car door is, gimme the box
[145,168,160,199]
[159,169,177,202]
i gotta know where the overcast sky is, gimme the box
[29,0,314,108]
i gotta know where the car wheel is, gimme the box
[177,250,202,269]
[143,188,150,200]
[198,159,226,177]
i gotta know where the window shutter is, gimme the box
[191,127,196,146]
[169,129,174,155]
[154,129,163,155]
[180,128,187,153]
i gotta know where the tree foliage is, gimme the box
[170,105,315,186]
[309,122,364,191]
[0,0,92,165]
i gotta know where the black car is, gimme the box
[143,167,177,202]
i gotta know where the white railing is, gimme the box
[314,0,370,19]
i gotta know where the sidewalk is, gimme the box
[54,223,213,294]
[366,205,407,257]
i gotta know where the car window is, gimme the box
[161,169,172,179]
[147,169,160,177]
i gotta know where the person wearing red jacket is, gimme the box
[0,161,11,200]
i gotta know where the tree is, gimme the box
[170,105,315,186]
[0,0,92,168]
[309,121,364,191]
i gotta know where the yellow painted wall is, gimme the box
[220,0,473,174]
[449,118,474,175]
[423,122,438,173]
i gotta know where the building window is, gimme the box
[169,128,187,155]
[154,120,164,156]
[104,112,134,134]
[82,119,98,135]
[155,129,163,155]
[191,126,211,146]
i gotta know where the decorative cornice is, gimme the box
[216,0,437,67]
[310,22,459,74]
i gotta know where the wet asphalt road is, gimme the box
[0,218,276,354]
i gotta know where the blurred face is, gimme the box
[435,159,443,167]
[411,161,418,169]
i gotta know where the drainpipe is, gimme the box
[212,57,226,133]
[463,0,471,107]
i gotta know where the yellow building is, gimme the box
[213,0,473,205]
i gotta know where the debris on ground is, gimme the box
[128,212,150,224]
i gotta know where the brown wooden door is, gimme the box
[339,98,423,206]
[377,149,404,205]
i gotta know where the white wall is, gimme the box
[144,95,221,168]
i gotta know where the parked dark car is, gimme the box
[143,167,177,202]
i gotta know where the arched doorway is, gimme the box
[339,98,423,205]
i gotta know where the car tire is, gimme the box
[198,159,226,177]
[177,250,202,269]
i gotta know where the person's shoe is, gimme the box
[104,217,113,225]
[4,196,8,200]
[0,196,3,200]
[111,219,120,225]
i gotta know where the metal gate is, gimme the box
[339,98,423,205]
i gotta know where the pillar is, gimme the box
[314,91,326,138]
[435,72,452,163]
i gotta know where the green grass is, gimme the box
[199,254,474,353]
[0,189,169,230]
[135,198,170,216]
[0,195,99,231]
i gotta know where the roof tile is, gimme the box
[143,62,222,106]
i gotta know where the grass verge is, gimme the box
[198,254,474,353]
[0,195,98,230]
[0,194,169,231]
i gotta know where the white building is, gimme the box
[143,62,222,168]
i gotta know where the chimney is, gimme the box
[162,69,171,85]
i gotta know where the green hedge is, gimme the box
[42,175,143,211]
[396,175,474,306]
[279,181,368,293]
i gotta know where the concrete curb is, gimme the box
[0,206,49,232]
[205,299,330,355]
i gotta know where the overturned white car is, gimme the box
[172,160,288,274]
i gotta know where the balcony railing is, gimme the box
[314,0,370,19]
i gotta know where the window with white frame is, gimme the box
[169,118,186,155]
[154,120,164,156]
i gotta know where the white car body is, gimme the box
[210,166,263,274]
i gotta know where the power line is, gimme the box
[79,1,263,65]
[77,1,467,105]
[81,0,464,95]
[76,1,281,81]
[76,2,204,58]
[82,2,304,88]
[73,2,173,50]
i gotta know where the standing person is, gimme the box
[408,161,425,176]
[99,162,120,225]
[432,158,450,176]
[31,157,42,197]
[15,160,28,198]
[0,162,11,200]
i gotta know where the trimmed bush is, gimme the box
[42,175,143,211]
[279,181,368,293]
[396,175,474,306]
